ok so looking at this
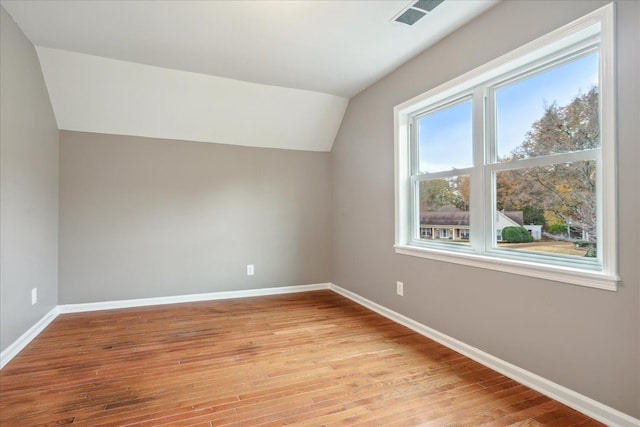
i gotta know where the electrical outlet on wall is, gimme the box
[31,288,37,305]
[396,281,404,296]
[247,264,254,276]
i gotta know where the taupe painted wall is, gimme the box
[0,7,59,352]
[59,131,332,304]
[331,0,639,418]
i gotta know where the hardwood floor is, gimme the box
[0,290,603,426]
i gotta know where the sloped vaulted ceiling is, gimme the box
[1,0,499,152]
[34,47,347,152]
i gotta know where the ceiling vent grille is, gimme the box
[413,0,445,13]
[393,0,445,26]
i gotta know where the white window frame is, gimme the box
[394,4,618,291]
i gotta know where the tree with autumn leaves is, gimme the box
[497,86,598,241]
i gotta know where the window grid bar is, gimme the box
[485,149,600,172]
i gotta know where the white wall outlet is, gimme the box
[396,281,404,296]
[247,264,254,276]
[31,288,37,305]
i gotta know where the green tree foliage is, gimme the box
[419,176,469,212]
[502,226,534,243]
[548,223,567,234]
[496,87,598,240]
[522,206,545,227]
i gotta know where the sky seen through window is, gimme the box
[418,53,599,174]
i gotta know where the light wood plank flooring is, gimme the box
[0,290,604,426]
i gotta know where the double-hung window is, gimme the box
[394,4,617,290]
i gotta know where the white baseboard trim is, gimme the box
[329,283,640,427]
[0,306,60,369]
[58,283,331,314]
[1,283,331,369]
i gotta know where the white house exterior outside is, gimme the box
[420,211,542,242]
[523,224,543,240]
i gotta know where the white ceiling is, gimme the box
[1,0,499,151]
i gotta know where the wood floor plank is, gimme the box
[0,290,604,426]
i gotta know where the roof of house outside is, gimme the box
[503,211,524,225]
[420,211,469,226]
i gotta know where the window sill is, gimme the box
[394,244,619,291]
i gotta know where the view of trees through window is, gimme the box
[419,176,470,246]
[418,69,599,258]
[495,84,598,257]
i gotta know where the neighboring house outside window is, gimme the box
[420,211,532,243]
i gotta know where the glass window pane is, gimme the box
[494,161,597,259]
[496,53,599,161]
[418,176,470,245]
[417,100,473,173]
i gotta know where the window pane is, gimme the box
[494,161,597,259]
[496,53,599,161]
[417,100,472,173]
[418,176,470,245]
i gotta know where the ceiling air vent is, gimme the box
[395,8,426,25]
[393,0,445,26]
[412,0,445,13]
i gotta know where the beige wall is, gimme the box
[0,7,59,352]
[58,131,332,303]
[331,0,639,418]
